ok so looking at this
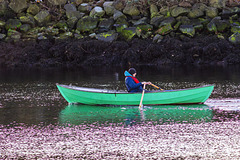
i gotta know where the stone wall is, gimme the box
[0,0,240,44]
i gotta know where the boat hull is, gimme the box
[56,84,214,105]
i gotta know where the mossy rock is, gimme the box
[179,25,195,37]
[7,29,21,41]
[96,30,118,42]
[229,32,240,44]
[19,15,35,26]
[48,0,67,6]
[76,16,98,32]
[121,27,136,41]
[22,28,40,40]
[27,4,40,15]
[9,0,28,13]
[176,16,190,25]
[20,24,31,32]
[207,21,217,32]
[155,24,173,35]
[0,20,5,28]
[67,17,78,29]
[150,4,159,18]
[0,33,6,40]
[171,7,190,17]
[188,8,204,19]
[115,24,128,33]
[98,18,114,31]
[66,11,84,19]
[192,3,208,12]
[103,2,115,16]
[78,3,92,13]
[45,27,59,36]
[58,32,73,39]
[113,10,126,21]
[5,19,22,30]
[209,0,226,9]
[123,5,140,16]
[90,7,105,18]
[64,4,77,12]
[150,15,164,28]
[136,24,153,38]
[231,25,240,33]
[160,17,176,27]
[206,7,218,18]
[34,10,51,26]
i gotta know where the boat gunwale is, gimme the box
[56,84,214,94]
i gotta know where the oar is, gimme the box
[139,83,146,108]
[150,83,164,91]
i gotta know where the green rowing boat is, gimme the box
[56,84,214,105]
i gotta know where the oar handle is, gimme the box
[150,84,164,91]
[139,83,146,108]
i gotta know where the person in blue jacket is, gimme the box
[124,68,151,92]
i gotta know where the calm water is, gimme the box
[1,66,240,159]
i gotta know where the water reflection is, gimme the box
[59,104,213,126]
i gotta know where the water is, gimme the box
[0,66,240,159]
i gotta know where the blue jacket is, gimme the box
[124,71,143,92]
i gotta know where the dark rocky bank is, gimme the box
[0,35,240,69]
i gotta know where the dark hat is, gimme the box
[128,68,136,75]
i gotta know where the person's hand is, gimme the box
[142,82,152,85]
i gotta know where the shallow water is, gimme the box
[0,66,240,159]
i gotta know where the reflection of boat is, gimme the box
[56,84,214,105]
[59,104,213,125]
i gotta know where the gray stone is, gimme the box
[103,1,115,16]
[48,0,67,6]
[113,0,124,11]
[96,30,118,42]
[34,10,51,26]
[67,17,78,29]
[90,6,105,18]
[76,16,98,32]
[9,0,27,13]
